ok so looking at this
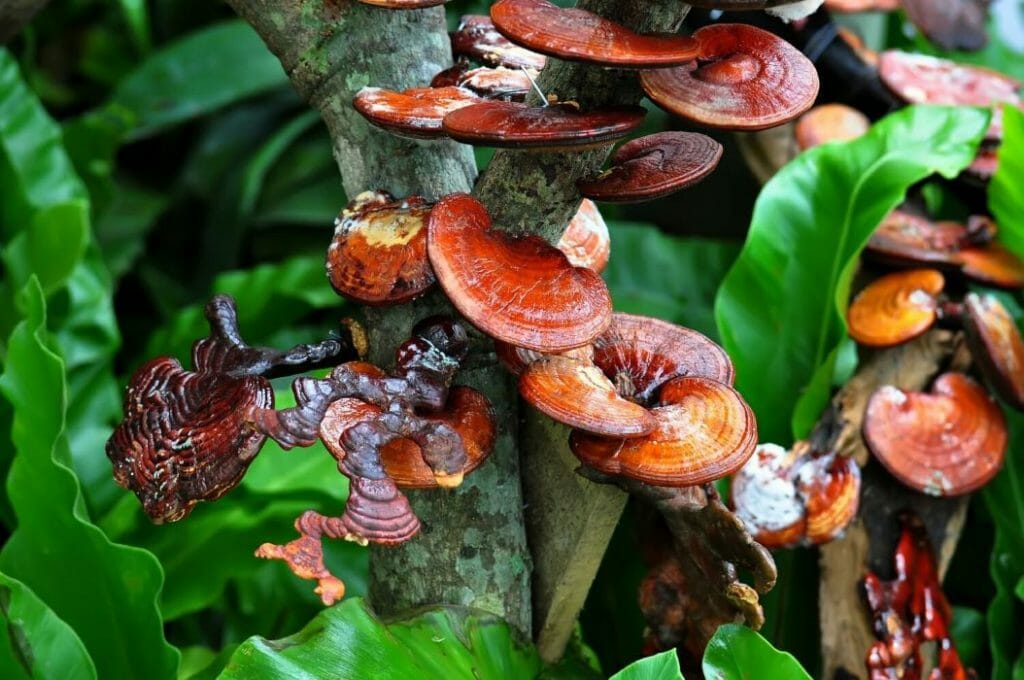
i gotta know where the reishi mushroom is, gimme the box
[958,242,1024,289]
[353,85,480,139]
[558,199,610,273]
[326,191,435,305]
[450,14,547,70]
[846,268,945,348]
[426,193,612,351]
[731,442,860,549]
[794,103,870,150]
[489,0,699,68]
[639,24,820,131]
[865,209,970,268]
[577,132,724,203]
[962,292,1024,410]
[863,372,1007,496]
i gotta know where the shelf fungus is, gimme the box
[326,191,436,305]
[640,24,819,131]
[106,296,355,523]
[863,372,1007,496]
[557,199,610,273]
[427,193,612,351]
[450,14,547,71]
[353,85,480,139]
[961,293,1024,410]
[731,442,860,549]
[577,132,723,204]
[794,104,870,150]
[863,513,973,679]
[846,268,945,348]
[109,307,494,606]
[489,0,699,68]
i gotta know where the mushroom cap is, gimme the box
[731,443,807,549]
[431,64,533,101]
[570,376,757,486]
[846,269,945,348]
[489,0,699,68]
[319,386,495,489]
[577,132,724,203]
[794,104,871,150]
[639,23,819,131]
[442,101,646,149]
[558,199,610,272]
[494,341,593,376]
[355,0,447,6]
[592,313,736,403]
[962,293,1024,410]
[326,193,435,305]
[863,372,1007,496]
[732,443,860,549]
[901,0,990,52]
[865,209,967,268]
[520,356,657,437]
[107,357,273,523]
[353,86,480,139]
[878,51,1021,110]
[451,15,547,70]
[427,193,612,351]
[958,243,1024,289]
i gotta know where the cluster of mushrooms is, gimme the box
[103,0,1016,674]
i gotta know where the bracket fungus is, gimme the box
[865,209,972,269]
[450,14,547,70]
[430,63,533,101]
[442,101,646,149]
[489,0,699,68]
[962,292,1024,410]
[794,103,870,150]
[326,191,435,305]
[639,24,819,131]
[958,242,1024,289]
[558,199,610,273]
[577,132,724,204]
[846,268,945,348]
[863,513,973,679]
[106,295,354,523]
[427,193,612,351]
[731,442,860,549]
[863,372,1007,496]
[353,85,480,139]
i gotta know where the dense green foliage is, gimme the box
[1,1,1022,678]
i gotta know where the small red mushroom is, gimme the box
[640,24,820,131]
[865,209,968,269]
[958,243,1024,289]
[577,132,724,203]
[962,292,1024,410]
[863,372,1007,496]
[846,269,945,348]
[794,104,870,150]
[427,193,612,351]
[450,15,547,70]
[353,86,480,139]
[557,199,610,273]
[490,0,699,68]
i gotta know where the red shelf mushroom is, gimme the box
[442,101,646,149]
[490,0,699,68]
[846,268,945,348]
[863,372,1007,496]
[427,193,612,351]
[865,209,969,269]
[640,24,819,131]
[962,292,1024,410]
[451,15,547,70]
[353,86,480,139]
[958,243,1024,289]
[577,132,723,203]
[794,104,870,150]
[326,191,436,306]
[558,199,610,273]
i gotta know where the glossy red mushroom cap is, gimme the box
[451,15,547,70]
[570,376,757,487]
[558,199,610,273]
[962,293,1024,410]
[958,243,1024,289]
[427,193,612,351]
[846,269,945,348]
[640,24,820,131]
[794,104,870,150]
[326,192,435,306]
[865,209,968,268]
[353,86,480,139]
[442,101,646,149]
[490,0,699,68]
[863,372,1007,496]
[577,132,724,203]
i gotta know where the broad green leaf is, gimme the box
[0,278,179,679]
[1,202,89,296]
[715,105,990,443]
[603,223,740,341]
[220,598,541,680]
[702,624,811,680]
[110,21,288,140]
[0,51,86,233]
[0,572,96,680]
[950,606,987,672]
[610,650,683,680]
[991,105,1024,258]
